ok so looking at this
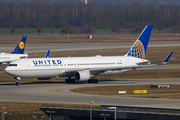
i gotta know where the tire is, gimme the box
[71,79,75,83]
[88,79,98,83]
[16,82,20,86]
[65,79,69,83]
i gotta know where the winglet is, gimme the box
[161,51,173,65]
[11,36,26,54]
[45,50,50,58]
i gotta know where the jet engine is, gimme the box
[74,70,92,81]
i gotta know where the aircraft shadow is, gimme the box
[0,79,137,86]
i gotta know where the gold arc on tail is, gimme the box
[127,40,145,59]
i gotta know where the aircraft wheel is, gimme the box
[94,79,98,83]
[71,79,75,83]
[88,79,98,83]
[16,81,20,86]
[65,79,69,83]
[65,79,76,83]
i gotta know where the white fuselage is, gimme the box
[0,53,28,65]
[5,55,147,78]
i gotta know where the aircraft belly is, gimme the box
[98,69,132,76]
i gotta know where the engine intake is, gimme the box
[74,70,92,81]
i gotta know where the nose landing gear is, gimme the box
[14,77,21,86]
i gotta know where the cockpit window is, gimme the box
[9,64,17,67]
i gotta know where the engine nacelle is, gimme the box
[74,70,92,81]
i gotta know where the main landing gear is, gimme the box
[14,77,21,86]
[65,77,75,83]
[88,79,98,83]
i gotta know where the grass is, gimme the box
[0,102,100,120]
[0,34,180,45]
[71,83,180,100]
[137,94,180,99]
[0,102,48,120]
[71,84,180,97]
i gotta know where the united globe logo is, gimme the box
[19,41,24,49]
[127,40,145,58]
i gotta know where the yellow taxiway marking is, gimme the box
[46,87,89,96]
[45,85,107,96]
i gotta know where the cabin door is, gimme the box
[25,63,29,70]
[125,59,129,66]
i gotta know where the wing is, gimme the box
[65,64,157,75]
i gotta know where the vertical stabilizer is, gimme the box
[45,50,50,58]
[11,36,26,54]
[126,25,153,59]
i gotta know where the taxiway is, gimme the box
[0,78,180,109]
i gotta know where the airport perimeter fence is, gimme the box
[101,105,180,115]
[41,104,180,115]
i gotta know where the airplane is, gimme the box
[4,25,173,85]
[0,36,28,65]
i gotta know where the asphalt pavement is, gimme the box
[0,78,180,109]
[0,42,180,53]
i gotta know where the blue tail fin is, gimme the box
[126,25,153,59]
[45,50,50,58]
[11,36,26,54]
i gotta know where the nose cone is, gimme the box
[4,66,16,77]
[4,66,10,74]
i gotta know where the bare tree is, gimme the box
[0,1,180,29]
[69,27,79,34]
[11,26,16,36]
[61,28,67,36]
[81,26,96,34]
[158,26,162,34]
[37,26,42,36]
[111,27,115,35]
[51,29,55,35]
